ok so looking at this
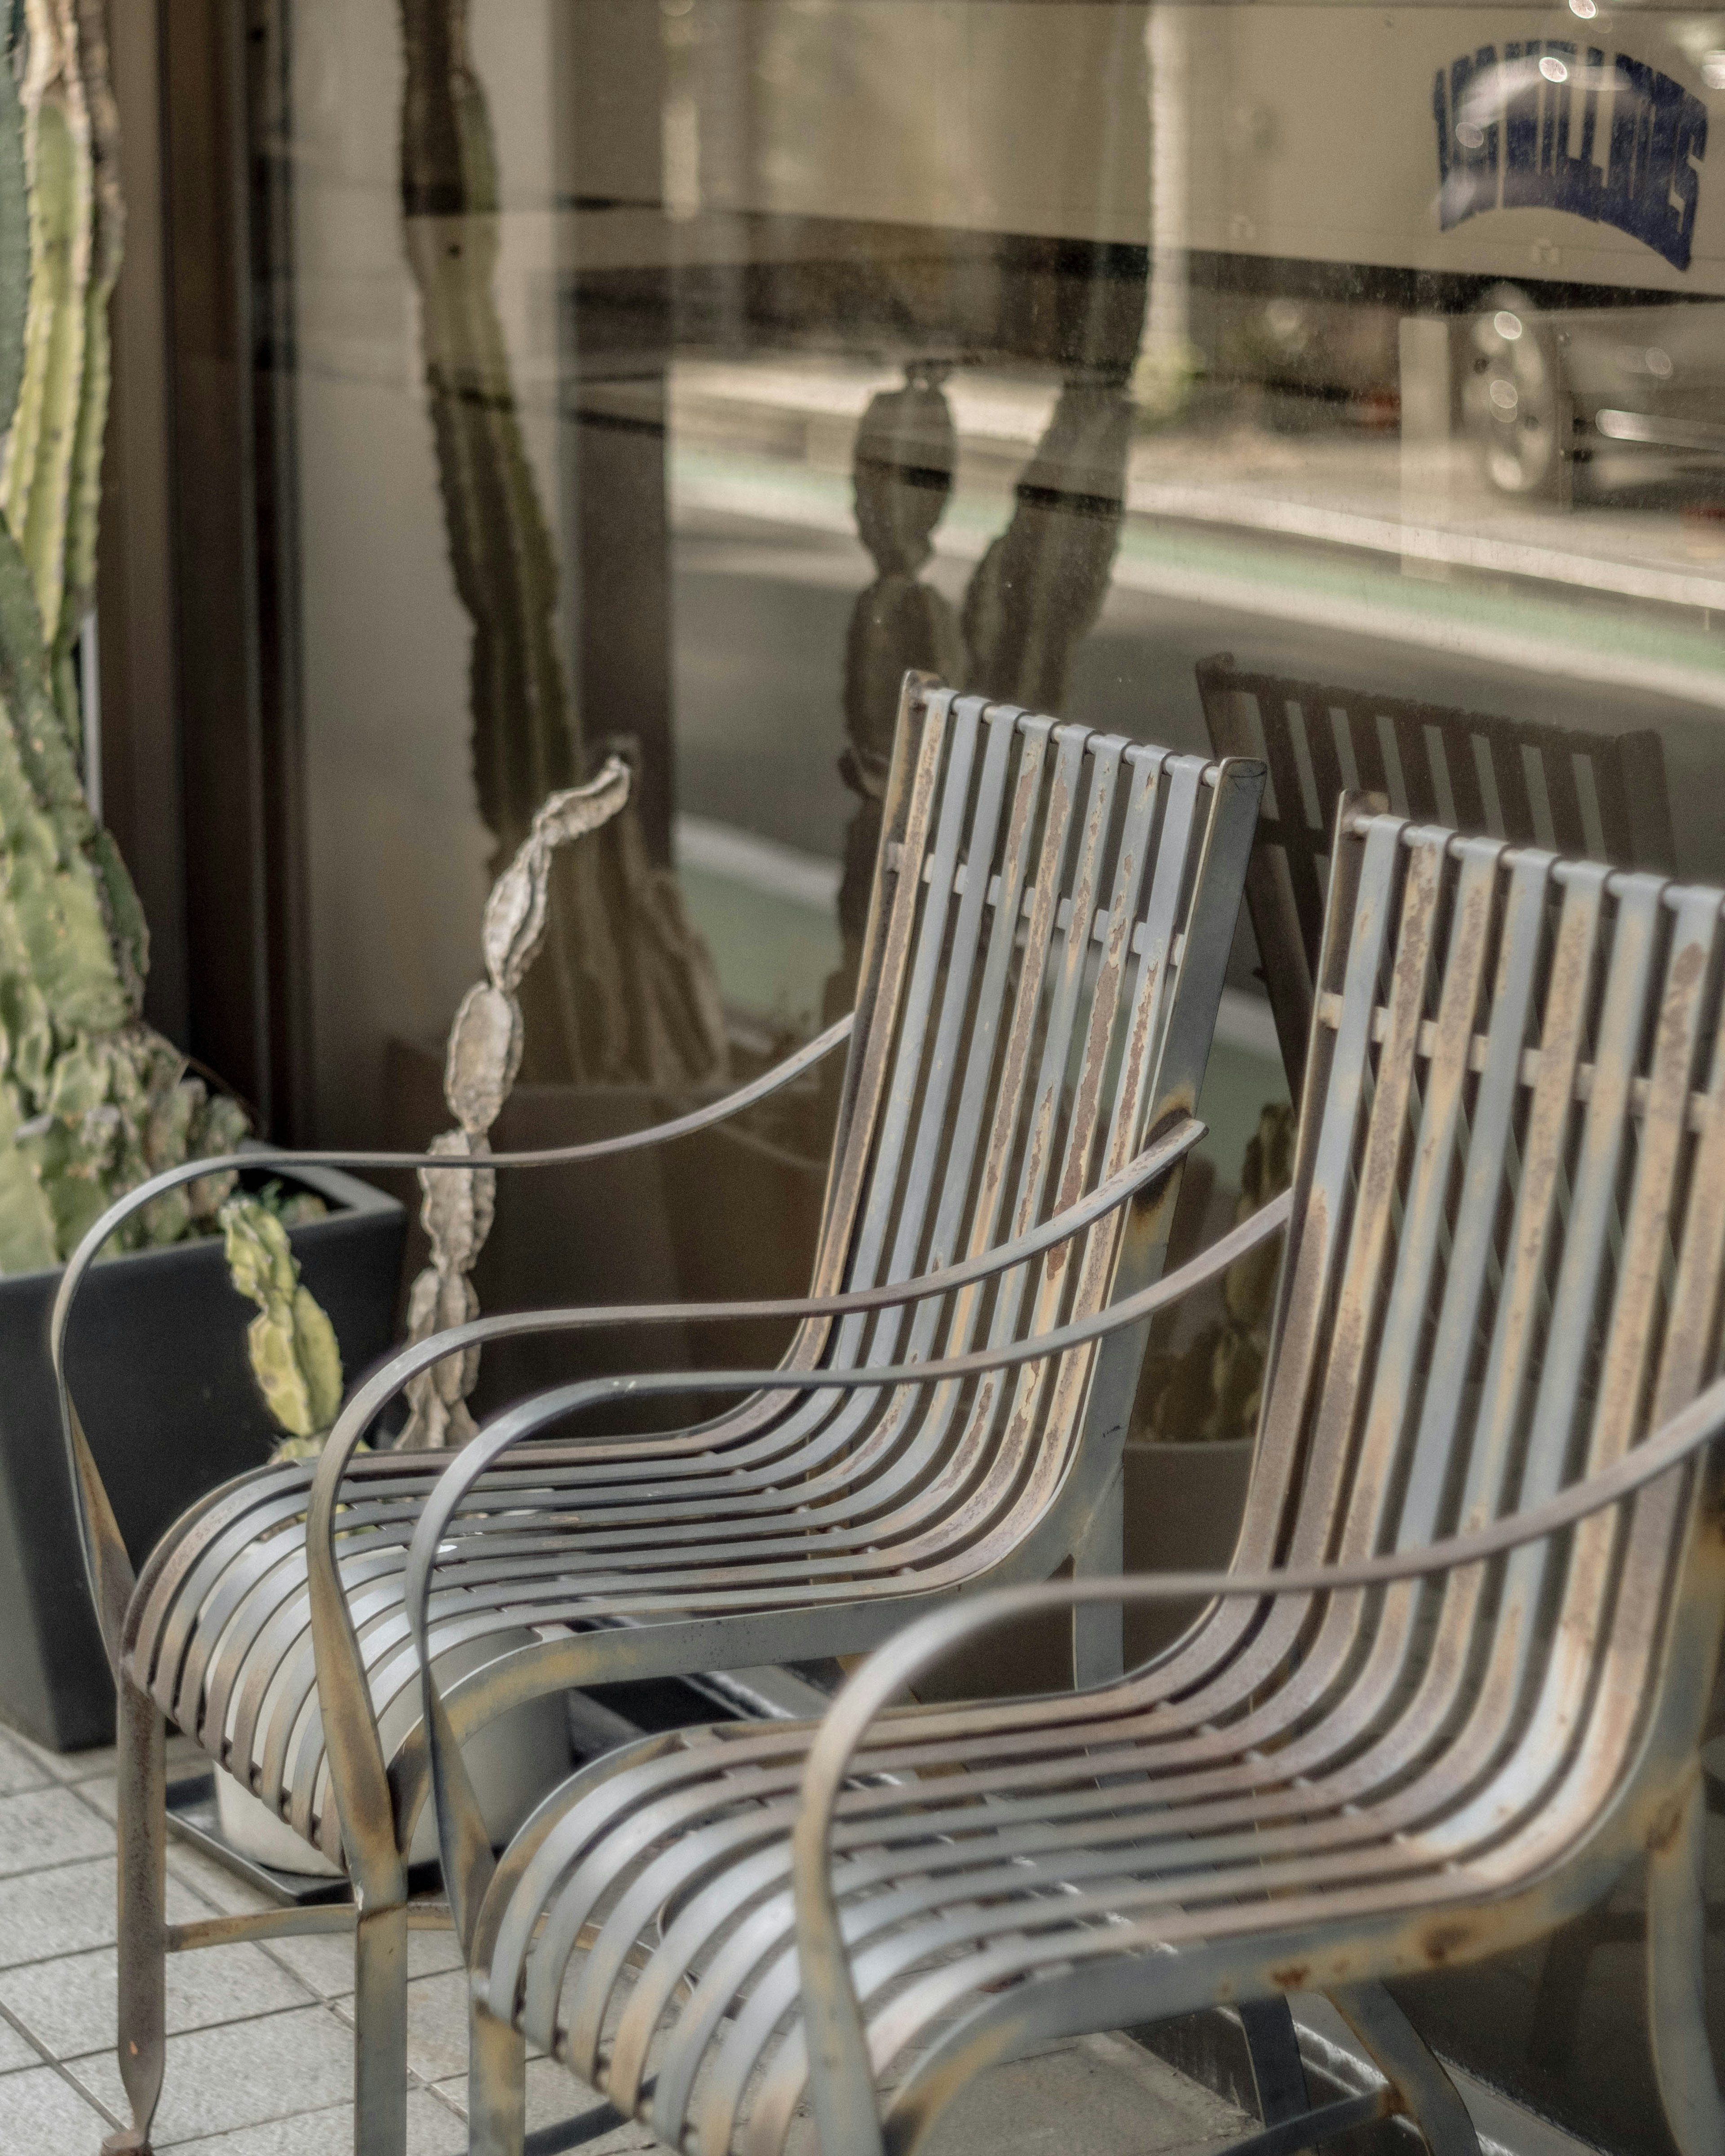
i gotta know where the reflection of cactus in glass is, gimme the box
[398,0,726,1088]
[0,3,248,1276]
[962,374,1137,715]
[827,367,962,1016]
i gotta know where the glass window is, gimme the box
[233,6,1725,2146]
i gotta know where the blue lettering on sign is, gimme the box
[1433,45,1707,270]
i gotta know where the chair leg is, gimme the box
[1071,1463,1124,1690]
[1649,1775,1725,2156]
[104,1680,166,2156]
[353,1902,410,2156]
[469,1998,528,2156]
[1238,1997,1310,2124]
[1328,1982,1480,2156]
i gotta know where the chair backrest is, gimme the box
[806,674,1263,1407]
[1196,654,1676,1092]
[1241,807,1725,1812]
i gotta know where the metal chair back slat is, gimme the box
[1197,654,1677,1091]
[434,804,1725,2156]
[1246,820,1711,1803]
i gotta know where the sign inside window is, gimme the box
[1435,46,1708,270]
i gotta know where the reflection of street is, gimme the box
[670,354,1725,881]
[670,355,1725,1076]
[672,355,1725,646]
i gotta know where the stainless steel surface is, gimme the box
[449,809,1725,2156]
[53,673,1261,2154]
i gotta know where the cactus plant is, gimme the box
[220,1193,345,1463]
[398,760,632,1448]
[0,2,248,1277]
[399,0,727,1090]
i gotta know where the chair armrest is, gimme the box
[390,1107,1242,1618]
[392,1111,1252,1942]
[46,1012,854,1675]
[309,1109,1206,1489]
[786,1367,1725,2156]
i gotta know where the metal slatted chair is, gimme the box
[427,804,1725,2156]
[53,673,1262,2156]
[1196,651,1676,1091]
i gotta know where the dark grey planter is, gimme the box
[0,1163,406,1752]
[1123,1436,1256,1664]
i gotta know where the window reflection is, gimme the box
[263,5,1725,2145]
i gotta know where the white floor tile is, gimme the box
[0,1786,113,1878]
[0,2061,116,2154]
[1,1939,314,2062]
[155,2085,465,2155]
[66,2000,356,2147]
[0,2010,43,2075]
[0,1731,53,1798]
[0,1856,208,1971]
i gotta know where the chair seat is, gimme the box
[436,811,1725,2156]
[473,1564,1616,2156]
[121,1360,1082,1864]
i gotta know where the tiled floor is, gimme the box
[0,1718,1253,2156]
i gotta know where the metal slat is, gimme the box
[454,814,1725,2156]
[125,676,1261,1917]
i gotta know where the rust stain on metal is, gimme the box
[1645,1790,1688,1855]
[1420,1922,1475,1965]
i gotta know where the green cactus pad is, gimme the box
[221,1194,345,1445]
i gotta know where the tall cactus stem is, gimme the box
[397,761,631,1449]
[0,0,245,1274]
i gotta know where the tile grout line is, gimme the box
[58,1993,379,2069]
[24,1731,471,2135]
[0,1989,124,2132]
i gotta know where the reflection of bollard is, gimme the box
[826,368,960,1023]
[1398,315,1457,537]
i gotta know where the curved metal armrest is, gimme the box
[395,1105,1232,1650]
[395,1117,1260,1941]
[312,1109,1206,1504]
[787,1373,1725,2156]
[46,1011,853,1670]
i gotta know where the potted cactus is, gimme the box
[0,6,404,1750]
[205,1194,563,1874]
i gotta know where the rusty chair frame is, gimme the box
[426,804,1725,2156]
[51,674,1265,2155]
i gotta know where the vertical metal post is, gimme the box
[1648,1776,1725,2156]
[352,1902,409,2156]
[468,1999,529,2156]
[105,1682,166,2156]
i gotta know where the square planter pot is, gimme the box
[1122,1436,1256,1665]
[0,1163,406,1752]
